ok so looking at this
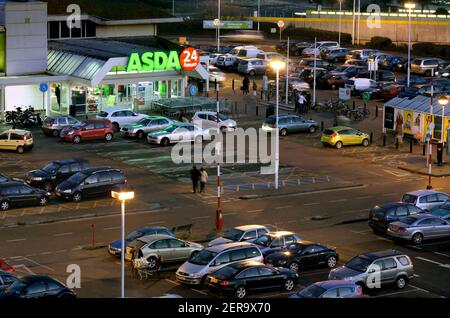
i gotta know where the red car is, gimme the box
[60,119,114,144]
[0,258,15,273]
[380,84,404,101]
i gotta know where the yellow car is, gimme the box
[0,129,34,154]
[321,126,370,149]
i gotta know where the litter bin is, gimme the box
[69,104,76,117]
[437,142,444,166]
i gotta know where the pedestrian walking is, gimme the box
[298,92,307,113]
[190,166,201,193]
[200,168,209,193]
[242,76,250,95]
[294,91,300,113]
[252,81,258,97]
[262,75,268,100]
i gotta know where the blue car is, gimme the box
[289,280,362,298]
[430,201,450,220]
[108,226,175,257]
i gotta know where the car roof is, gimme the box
[206,241,256,253]
[226,261,265,270]
[101,108,133,112]
[137,234,175,244]
[405,190,445,196]
[51,158,89,165]
[266,231,295,237]
[401,213,437,221]
[0,181,29,188]
[315,280,356,289]
[326,126,355,132]
[79,167,120,175]
[376,202,414,209]
[235,225,267,231]
[360,250,404,261]
[2,129,30,135]
[21,275,61,284]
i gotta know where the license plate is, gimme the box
[209,277,218,283]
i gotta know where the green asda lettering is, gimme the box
[127,51,181,72]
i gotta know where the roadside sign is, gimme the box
[39,83,49,93]
[368,59,378,71]
[270,28,277,33]
[180,47,199,71]
[362,91,371,102]
[339,88,351,101]
[203,20,253,29]
[189,85,198,96]
[277,20,285,28]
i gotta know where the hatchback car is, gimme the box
[0,275,76,299]
[208,225,269,247]
[253,231,302,257]
[205,261,299,298]
[176,242,264,286]
[387,214,450,245]
[329,250,414,289]
[401,190,450,212]
[192,111,237,132]
[132,235,203,270]
[120,116,174,139]
[321,127,370,149]
[147,123,209,146]
[0,129,33,154]
[430,201,450,220]
[96,108,147,131]
[265,241,339,272]
[60,119,114,144]
[411,58,445,76]
[42,115,81,137]
[26,159,91,192]
[289,280,363,298]
[262,114,318,136]
[237,58,267,76]
[0,181,50,211]
[54,168,126,202]
[368,202,424,233]
[0,270,19,292]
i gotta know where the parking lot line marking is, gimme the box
[6,238,26,243]
[372,289,419,298]
[413,240,450,247]
[407,245,423,250]
[415,257,450,268]
[276,205,292,209]
[164,279,209,296]
[304,202,320,206]
[40,252,52,255]
[192,216,211,220]
[146,221,166,225]
[55,250,67,254]
[53,232,73,237]
[434,252,450,258]
[248,209,264,213]
[223,212,237,216]
[104,226,120,231]
[330,199,348,203]
[409,284,431,294]
[20,257,55,272]
[382,193,398,196]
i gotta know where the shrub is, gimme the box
[366,36,393,50]
[435,7,449,15]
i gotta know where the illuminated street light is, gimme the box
[438,95,448,145]
[405,2,416,87]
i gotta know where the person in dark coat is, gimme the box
[55,85,61,107]
[242,77,250,95]
[190,166,201,193]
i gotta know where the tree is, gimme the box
[435,7,449,15]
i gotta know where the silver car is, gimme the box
[237,58,267,76]
[411,58,445,76]
[42,115,81,137]
[208,225,269,247]
[387,214,450,245]
[147,122,210,146]
[120,116,174,139]
[329,250,414,290]
[401,190,450,212]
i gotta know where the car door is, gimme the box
[4,185,22,207]
[8,133,23,151]
[425,194,440,210]
[81,173,99,197]
[256,266,282,289]
[235,268,260,291]
[207,114,218,129]
[94,121,106,138]
[416,218,436,239]
[298,245,321,268]
[81,122,96,140]
[24,281,47,298]
[394,205,409,222]
[426,218,450,238]
[380,258,398,284]
[0,132,10,150]
[96,171,113,195]
[151,239,172,263]
[167,238,191,261]
[18,185,39,206]
[337,286,356,298]
[45,280,63,298]
[209,251,231,273]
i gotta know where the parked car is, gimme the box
[131,235,203,269]
[346,49,379,61]
[371,70,396,83]
[228,45,263,58]
[329,250,414,289]
[42,115,81,137]
[205,261,299,298]
[253,231,302,257]
[435,66,450,79]
[0,181,50,211]
[60,119,114,144]
[294,58,334,70]
[380,56,408,72]
[0,270,19,292]
[265,241,339,272]
[368,202,424,233]
[256,52,286,64]
[120,116,174,139]
[370,53,393,67]
[396,75,430,87]
[321,48,351,62]
[401,190,450,212]
[96,108,147,132]
[237,58,267,76]
[344,59,368,67]
[430,201,450,220]
[147,123,210,146]
[176,242,264,286]
[329,65,365,78]
[208,65,226,83]
[317,73,349,89]
[387,214,450,244]
[208,225,269,247]
[262,114,319,136]
[54,167,126,202]
[208,53,222,66]
[345,78,378,94]
[299,67,329,85]
[411,58,445,76]
[192,111,237,132]
[268,78,311,100]
[379,83,406,101]
[321,127,370,149]
[302,41,340,57]
[289,280,363,298]
[0,275,76,299]
[26,159,91,192]
[215,54,238,70]
[0,129,33,154]
[108,226,175,258]
[0,259,14,273]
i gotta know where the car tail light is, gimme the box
[272,125,277,128]
[397,227,407,233]
[219,280,229,286]
[331,132,337,138]
[357,287,363,295]
[23,136,27,141]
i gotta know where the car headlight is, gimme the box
[32,177,43,181]
[190,273,201,278]
[443,72,449,77]
[67,130,75,135]
[278,260,287,265]
[62,189,72,194]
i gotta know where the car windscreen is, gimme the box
[213,266,240,280]
[42,162,60,173]
[222,229,244,241]
[126,230,144,241]
[97,111,109,118]
[345,256,372,272]
[297,285,327,298]
[66,172,87,184]
[322,129,335,136]
[189,250,218,265]
[162,125,179,133]
[4,280,26,294]
[137,118,151,126]
[402,194,418,204]
[370,206,386,218]
[265,118,276,125]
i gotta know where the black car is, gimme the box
[0,275,76,299]
[205,261,299,298]
[0,181,50,211]
[0,174,24,183]
[26,159,91,192]
[55,167,126,202]
[0,270,19,292]
[368,202,424,233]
[265,241,339,272]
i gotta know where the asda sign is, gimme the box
[126,48,199,73]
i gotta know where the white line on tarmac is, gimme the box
[434,252,450,258]
[146,221,166,225]
[6,238,26,243]
[304,202,320,206]
[192,216,211,220]
[247,209,264,213]
[53,232,73,237]
[165,279,208,296]
[55,250,67,254]
[104,226,120,231]
[407,245,423,250]
[415,257,450,268]
[276,205,292,209]
[330,199,348,203]
[382,193,398,196]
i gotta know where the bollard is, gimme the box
[410,139,413,153]
[375,105,379,118]
[215,79,217,91]
[396,138,399,149]
[245,104,247,114]
[352,101,356,111]
[321,121,324,131]
[383,134,386,147]
[256,105,259,116]
[232,79,235,92]
[423,144,426,156]
[91,224,95,247]
[235,101,238,113]
[370,132,373,144]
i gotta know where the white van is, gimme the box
[229,46,263,58]
[345,77,378,93]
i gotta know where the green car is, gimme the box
[120,116,174,139]
[321,126,370,149]
[262,114,319,136]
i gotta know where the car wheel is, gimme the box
[335,141,343,149]
[112,122,120,132]
[105,133,113,142]
[327,256,337,268]
[137,130,145,139]
[0,200,10,211]
[249,70,256,76]
[280,128,288,136]
[362,139,370,147]
[147,257,159,270]
[412,232,423,245]
[395,276,407,289]
[288,262,299,272]
[161,138,170,147]
[236,286,247,299]
[39,196,49,206]
[73,135,81,144]
[284,278,295,291]
[52,130,60,137]
[309,126,316,133]
[72,192,82,202]
[16,146,25,154]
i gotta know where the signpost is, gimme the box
[362,91,371,102]
[39,83,48,114]
[277,20,285,42]
[126,48,199,73]
[339,87,351,101]
[203,20,253,29]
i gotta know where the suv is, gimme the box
[42,115,81,137]
[60,119,114,144]
[176,242,264,285]
[0,181,50,211]
[411,58,445,76]
[302,41,339,56]
[329,250,414,290]
[368,202,424,233]
[192,111,237,132]
[54,168,126,202]
[26,159,91,192]
[96,108,147,131]
[262,114,319,136]
[401,190,450,212]
[208,225,269,247]
[0,129,33,154]
[237,58,267,76]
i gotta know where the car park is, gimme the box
[0,275,76,299]
[0,181,50,211]
[401,190,450,211]
[120,116,174,139]
[289,280,363,298]
[176,242,264,286]
[329,250,414,289]
[262,114,319,136]
[368,202,424,233]
[321,127,370,149]
[430,201,450,219]
[42,115,81,137]
[0,129,33,154]
[0,270,19,292]
[411,58,445,76]
[208,225,269,247]
[147,122,210,146]
[96,107,147,132]
[26,159,91,192]
[192,111,237,132]
[55,167,126,202]
[205,261,299,298]
[253,231,302,257]
[60,119,114,144]
[237,58,267,76]
[265,241,339,272]
[387,214,450,245]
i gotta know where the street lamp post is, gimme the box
[405,2,415,87]
[427,70,435,189]
[217,0,221,52]
[257,0,261,32]
[338,0,342,45]
[270,60,286,190]
[439,95,448,144]
[111,185,135,299]
[213,18,220,53]
[352,0,356,45]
